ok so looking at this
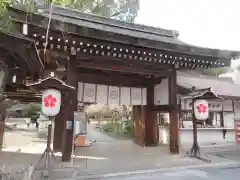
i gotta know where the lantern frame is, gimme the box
[181,87,223,161]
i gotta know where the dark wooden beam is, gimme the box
[152,104,181,111]
[7,67,151,87]
[75,60,169,75]
[11,23,216,70]
[76,72,149,87]
[4,92,41,102]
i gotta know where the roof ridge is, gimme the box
[41,4,178,38]
[177,72,234,83]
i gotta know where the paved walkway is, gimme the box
[86,165,240,180]
[87,124,116,143]
[1,124,240,179]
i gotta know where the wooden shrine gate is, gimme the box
[7,5,240,161]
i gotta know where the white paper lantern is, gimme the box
[41,89,61,116]
[22,23,28,35]
[194,99,209,120]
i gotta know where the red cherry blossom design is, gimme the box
[197,103,207,113]
[44,94,57,108]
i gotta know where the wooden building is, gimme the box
[6,4,240,161]
[177,72,240,146]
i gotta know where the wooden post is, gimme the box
[145,81,158,146]
[0,113,5,150]
[0,121,4,149]
[168,69,179,154]
[61,56,77,162]
[132,105,145,146]
[132,81,157,147]
[53,106,65,152]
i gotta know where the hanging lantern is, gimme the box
[22,23,28,35]
[194,99,209,120]
[41,89,61,116]
[12,74,16,83]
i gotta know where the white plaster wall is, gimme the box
[223,100,233,111]
[224,113,234,128]
[154,78,169,105]
[234,101,240,119]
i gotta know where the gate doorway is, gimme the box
[157,112,170,145]
[72,105,175,175]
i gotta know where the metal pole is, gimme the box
[71,117,76,165]
[46,118,53,169]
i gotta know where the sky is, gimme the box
[135,0,240,51]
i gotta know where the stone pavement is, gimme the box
[90,165,240,180]
[1,124,240,180]
[87,124,116,142]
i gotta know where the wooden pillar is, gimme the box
[145,82,158,146]
[132,81,158,147]
[132,105,145,146]
[169,69,179,154]
[61,56,77,162]
[0,121,4,149]
[53,103,65,152]
[0,113,5,149]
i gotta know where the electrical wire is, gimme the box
[43,1,54,62]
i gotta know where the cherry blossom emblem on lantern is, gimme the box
[197,103,207,113]
[44,94,57,108]
[194,99,209,120]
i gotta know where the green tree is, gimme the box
[23,103,41,122]
[201,67,228,76]
[48,0,139,22]
[0,0,37,32]
[0,0,139,32]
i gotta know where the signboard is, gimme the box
[235,120,240,144]
[74,112,87,134]
[66,120,73,130]
[194,99,209,120]
[78,82,147,105]
[41,89,61,116]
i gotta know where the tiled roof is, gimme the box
[40,5,183,44]
[8,5,240,64]
[40,5,240,59]
[177,71,240,98]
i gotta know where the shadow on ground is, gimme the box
[207,150,240,161]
